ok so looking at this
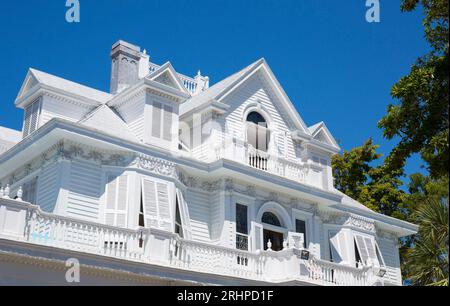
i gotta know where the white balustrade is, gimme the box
[306,258,370,286]
[148,62,198,95]
[0,197,378,285]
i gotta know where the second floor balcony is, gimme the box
[0,196,385,286]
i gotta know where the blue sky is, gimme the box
[0,0,429,179]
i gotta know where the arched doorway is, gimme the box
[261,212,285,251]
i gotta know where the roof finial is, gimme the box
[197,70,202,77]
[143,49,147,55]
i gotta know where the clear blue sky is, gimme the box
[0,0,429,179]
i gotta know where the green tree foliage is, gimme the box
[378,0,449,178]
[331,139,406,218]
[401,175,449,285]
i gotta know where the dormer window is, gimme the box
[246,111,269,152]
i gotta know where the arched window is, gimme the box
[246,111,269,152]
[262,212,281,227]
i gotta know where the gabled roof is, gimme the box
[308,121,340,151]
[15,69,113,107]
[147,62,191,95]
[78,105,138,142]
[179,59,310,133]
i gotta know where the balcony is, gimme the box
[214,142,312,185]
[0,195,381,286]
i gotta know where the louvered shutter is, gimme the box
[176,188,192,239]
[156,182,171,230]
[142,178,158,228]
[23,104,32,137]
[105,174,128,228]
[152,102,162,138]
[354,235,370,265]
[163,105,172,141]
[141,178,173,230]
[329,231,343,263]
[375,240,386,266]
[252,222,264,251]
[30,101,40,133]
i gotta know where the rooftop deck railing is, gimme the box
[0,196,378,285]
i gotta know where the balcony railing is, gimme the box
[215,142,311,185]
[0,196,379,285]
[149,62,198,95]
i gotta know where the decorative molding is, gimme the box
[1,140,135,187]
[344,214,376,233]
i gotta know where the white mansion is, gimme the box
[0,41,417,286]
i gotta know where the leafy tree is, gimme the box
[331,139,406,218]
[400,175,449,284]
[378,0,449,178]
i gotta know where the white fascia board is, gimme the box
[14,84,104,109]
[148,61,191,96]
[108,79,190,108]
[179,99,230,119]
[216,60,310,134]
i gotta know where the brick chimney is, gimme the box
[110,40,149,94]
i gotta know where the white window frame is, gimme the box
[292,208,313,249]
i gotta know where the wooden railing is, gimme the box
[0,197,379,285]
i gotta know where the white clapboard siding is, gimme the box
[185,189,211,242]
[105,174,129,228]
[378,238,402,285]
[66,160,101,221]
[39,96,93,126]
[36,162,60,212]
[141,177,172,231]
[223,72,297,160]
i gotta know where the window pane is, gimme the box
[236,204,248,234]
[295,219,307,248]
[262,212,281,227]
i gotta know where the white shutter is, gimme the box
[176,188,192,239]
[329,231,343,263]
[157,182,171,219]
[152,102,162,138]
[142,178,158,228]
[375,240,386,267]
[30,100,40,133]
[355,234,370,265]
[23,104,32,137]
[141,178,173,230]
[252,222,264,252]
[364,236,379,266]
[163,105,172,141]
[105,174,128,228]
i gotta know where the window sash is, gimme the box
[295,219,307,248]
[236,204,248,235]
